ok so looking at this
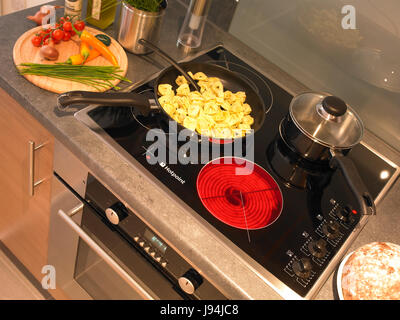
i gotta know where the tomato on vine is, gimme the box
[63,21,72,32]
[74,21,85,31]
[51,29,64,41]
[31,15,85,48]
[62,31,72,41]
[31,35,42,47]
[59,16,70,24]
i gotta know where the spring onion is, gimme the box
[18,63,131,90]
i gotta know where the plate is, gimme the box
[13,26,128,93]
[336,251,354,300]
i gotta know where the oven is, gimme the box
[48,140,226,300]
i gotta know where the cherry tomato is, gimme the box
[52,29,64,41]
[31,35,42,47]
[59,17,69,24]
[70,30,76,36]
[74,21,85,31]
[38,30,49,38]
[42,34,50,42]
[63,21,72,32]
[62,31,72,41]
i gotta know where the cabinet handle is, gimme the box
[28,140,46,196]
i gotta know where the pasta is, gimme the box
[157,72,254,139]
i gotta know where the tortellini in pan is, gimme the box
[157,72,255,139]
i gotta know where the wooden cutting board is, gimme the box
[13,26,128,93]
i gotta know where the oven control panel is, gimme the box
[113,205,225,299]
[85,174,226,300]
[131,230,169,269]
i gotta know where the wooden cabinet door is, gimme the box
[0,87,54,282]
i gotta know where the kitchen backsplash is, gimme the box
[230,0,400,152]
[178,0,238,31]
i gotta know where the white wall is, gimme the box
[1,0,49,15]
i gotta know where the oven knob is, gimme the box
[105,202,128,225]
[322,220,340,239]
[292,257,313,279]
[178,269,203,295]
[307,238,327,258]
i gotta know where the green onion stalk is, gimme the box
[18,63,131,91]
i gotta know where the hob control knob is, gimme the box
[336,206,353,223]
[105,202,129,225]
[322,220,340,239]
[178,269,203,295]
[308,238,327,258]
[292,258,313,279]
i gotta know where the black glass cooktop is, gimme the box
[86,46,396,298]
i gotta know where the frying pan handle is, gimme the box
[57,91,153,116]
[138,38,200,92]
[330,152,376,216]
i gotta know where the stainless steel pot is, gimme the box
[117,0,167,54]
[280,92,376,216]
[281,93,364,162]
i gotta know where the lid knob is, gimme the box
[322,96,347,117]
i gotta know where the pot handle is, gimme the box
[57,91,153,116]
[330,152,376,216]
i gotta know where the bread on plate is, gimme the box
[341,242,400,300]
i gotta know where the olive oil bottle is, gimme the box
[86,0,118,29]
[64,0,83,22]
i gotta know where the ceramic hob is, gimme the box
[76,46,398,298]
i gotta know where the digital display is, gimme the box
[144,229,168,254]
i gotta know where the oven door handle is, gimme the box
[58,207,155,300]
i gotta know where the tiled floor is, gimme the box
[0,249,44,300]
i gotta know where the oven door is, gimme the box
[48,174,184,300]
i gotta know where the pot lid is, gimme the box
[289,93,364,149]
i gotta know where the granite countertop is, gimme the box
[1,0,399,300]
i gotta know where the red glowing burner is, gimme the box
[196,157,283,230]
